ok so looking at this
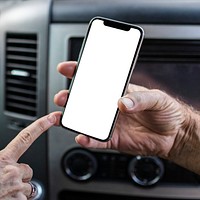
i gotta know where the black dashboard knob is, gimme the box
[63,149,97,181]
[128,156,164,186]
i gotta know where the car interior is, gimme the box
[1,0,200,200]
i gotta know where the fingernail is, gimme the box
[121,97,135,109]
[47,114,56,124]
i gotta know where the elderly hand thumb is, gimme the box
[119,97,135,113]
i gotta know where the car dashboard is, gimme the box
[1,0,200,200]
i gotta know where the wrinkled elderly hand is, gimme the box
[55,61,200,175]
[0,112,61,200]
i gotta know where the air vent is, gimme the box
[5,33,38,117]
[139,39,200,62]
[69,38,200,63]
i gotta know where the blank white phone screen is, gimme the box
[62,19,142,141]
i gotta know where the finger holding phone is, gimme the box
[55,18,200,176]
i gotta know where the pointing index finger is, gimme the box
[3,112,61,162]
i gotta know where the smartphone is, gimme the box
[61,17,144,141]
